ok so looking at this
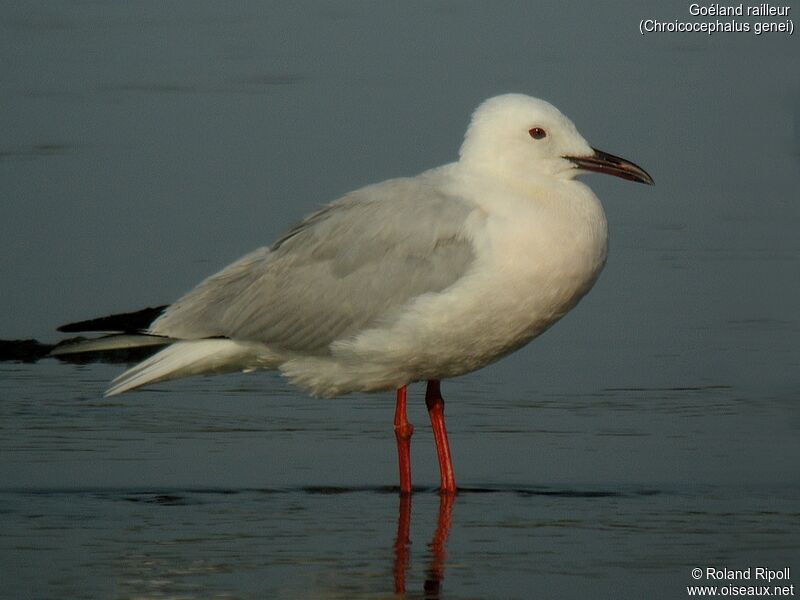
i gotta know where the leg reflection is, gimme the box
[392,492,455,598]
[393,493,412,595]
[424,493,454,598]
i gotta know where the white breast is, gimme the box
[335,174,608,383]
[478,178,608,333]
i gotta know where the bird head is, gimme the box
[459,94,653,186]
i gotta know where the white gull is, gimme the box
[54,93,653,493]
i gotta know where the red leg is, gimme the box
[425,380,456,494]
[394,385,413,495]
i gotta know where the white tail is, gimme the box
[105,339,261,396]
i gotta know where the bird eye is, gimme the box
[528,127,547,140]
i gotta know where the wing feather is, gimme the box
[151,173,477,354]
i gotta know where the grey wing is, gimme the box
[150,175,477,354]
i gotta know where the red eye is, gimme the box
[528,127,546,140]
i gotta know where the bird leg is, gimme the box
[425,380,457,494]
[394,385,414,494]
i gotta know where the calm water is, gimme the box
[1,2,798,598]
[2,363,798,599]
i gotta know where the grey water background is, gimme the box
[1,2,798,598]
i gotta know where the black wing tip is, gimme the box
[57,305,169,333]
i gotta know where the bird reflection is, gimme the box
[393,492,455,598]
[393,494,413,594]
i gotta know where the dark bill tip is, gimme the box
[567,148,654,185]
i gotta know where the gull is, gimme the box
[54,93,653,494]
